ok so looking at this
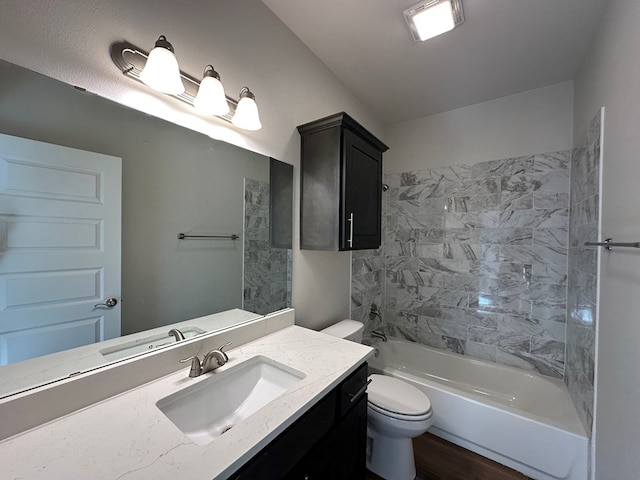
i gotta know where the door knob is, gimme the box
[94,298,118,308]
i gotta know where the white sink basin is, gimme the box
[156,356,305,446]
[99,326,206,361]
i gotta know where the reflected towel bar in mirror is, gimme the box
[584,238,640,251]
[178,233,240,240]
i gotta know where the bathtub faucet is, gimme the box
[369,303,382,321]
[371,330,387,342]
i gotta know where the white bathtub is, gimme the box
[368,338,588,480]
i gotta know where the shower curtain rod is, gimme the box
[584,238,640,251]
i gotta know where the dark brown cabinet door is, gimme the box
[342,129,383,250]
[286,394,368,480]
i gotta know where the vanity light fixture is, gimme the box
[231,87,262,131]
[139,35,185,94]
[193,65,229,116]
[111,37,262,130]
[403,0,464,42]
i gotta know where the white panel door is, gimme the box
[0,133,122,365]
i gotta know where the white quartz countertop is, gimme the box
[0,325,373,479]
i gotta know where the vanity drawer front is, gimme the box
[339,362,368,417]
[230,390,336,480]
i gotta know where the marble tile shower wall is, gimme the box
[382,151,571,378]
[243,179,291,315]
[351,248,384,342]
[565,110,602,434]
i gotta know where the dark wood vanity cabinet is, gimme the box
[298,113,388,251]
[229,362,369,480]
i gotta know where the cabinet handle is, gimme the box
[348,212,354,248]
[349,378,372,404]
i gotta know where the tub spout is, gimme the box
[371,330,387,342]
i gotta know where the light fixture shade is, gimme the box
[139,35,185,95]
[404,0,464,42]
[232,87,262,131]
[193,66,230,116]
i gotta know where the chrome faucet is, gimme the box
[180,341,232,378]
[168,328,186,341]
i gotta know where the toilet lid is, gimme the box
[367,374,432,417]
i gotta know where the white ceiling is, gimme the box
[261,0,607,126]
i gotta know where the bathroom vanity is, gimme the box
[231,362,368,479]
[0,312,373,479]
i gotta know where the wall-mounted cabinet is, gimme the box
[298,112,388,251]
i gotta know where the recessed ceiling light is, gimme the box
[403,0,465,42]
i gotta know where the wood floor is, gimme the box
[365,432,531,480]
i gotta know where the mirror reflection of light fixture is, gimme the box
[403,0,464,42]
[139,35,185,94]
[111,37,262,131]
[231,87,262,131]
[193,65,229,116]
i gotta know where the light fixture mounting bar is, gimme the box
[110,41,238,123]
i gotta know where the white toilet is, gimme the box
[321,320,433,480]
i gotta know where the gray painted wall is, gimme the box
[385,82,574,173]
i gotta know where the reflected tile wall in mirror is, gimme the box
[351,150,571,378]
[243,179,292,315]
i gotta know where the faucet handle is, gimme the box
[180,356,202,377]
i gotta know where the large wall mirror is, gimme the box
[0,59,293,398]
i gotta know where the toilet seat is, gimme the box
[368,401,433,422]
[367,374,432,422]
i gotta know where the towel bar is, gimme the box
[178,233,240,240]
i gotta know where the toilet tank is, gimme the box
[320,319,364,343]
